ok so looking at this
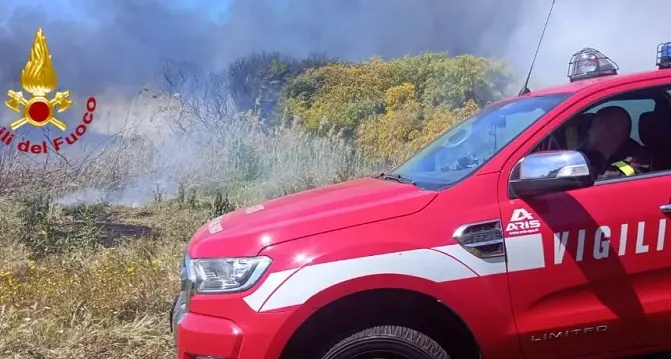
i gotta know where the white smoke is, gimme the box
[3,0,669,207]
[506,0,671,88]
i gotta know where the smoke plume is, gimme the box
[0,0,668,205]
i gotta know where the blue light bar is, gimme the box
[656,42,671,69]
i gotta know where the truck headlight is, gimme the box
[190,256,272,293]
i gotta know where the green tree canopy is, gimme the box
[280,52,512,133]
[278,51,515,162]
[226,51,337,117]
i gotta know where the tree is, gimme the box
[280,56,395,136]
[155,50,515,166]
[421,55,512,108]
[226,51,336,118]
[280,51,513,163]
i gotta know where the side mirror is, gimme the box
[509,150,594,198]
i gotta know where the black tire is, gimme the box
[321,325,450,359]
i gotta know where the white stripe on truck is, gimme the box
[243,235,546,312]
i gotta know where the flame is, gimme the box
[20,28,58,96]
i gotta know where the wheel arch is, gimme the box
[279,284,479,359]
[268,277,481,359]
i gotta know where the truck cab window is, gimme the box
[586,99,655,145]
[532,86,671,179]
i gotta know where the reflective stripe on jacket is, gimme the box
[611,160,636,176]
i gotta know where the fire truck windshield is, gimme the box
[391,93,572,190]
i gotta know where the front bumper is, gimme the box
[171,253,301,359]
[175,313,244,359]
[171,294,242,359]
[171,293,299,359]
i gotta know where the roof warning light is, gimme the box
[656,42,671,69]
[567,48,619,82]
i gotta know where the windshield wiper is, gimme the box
[376,172,416,185]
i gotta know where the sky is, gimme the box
[2,0,232,21]
[1,0,668,96]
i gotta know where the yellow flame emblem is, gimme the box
[4,28,73,131]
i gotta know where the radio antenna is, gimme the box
[518,0,557,96]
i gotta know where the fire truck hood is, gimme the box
[186,177,437,258]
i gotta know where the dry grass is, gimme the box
[0,200,211,359]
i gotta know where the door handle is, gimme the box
[660,204,671,213]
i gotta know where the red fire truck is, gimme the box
[171,44,671,359]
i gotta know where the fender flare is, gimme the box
[259,274,479,359]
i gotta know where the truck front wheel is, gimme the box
[321,325,450,359]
